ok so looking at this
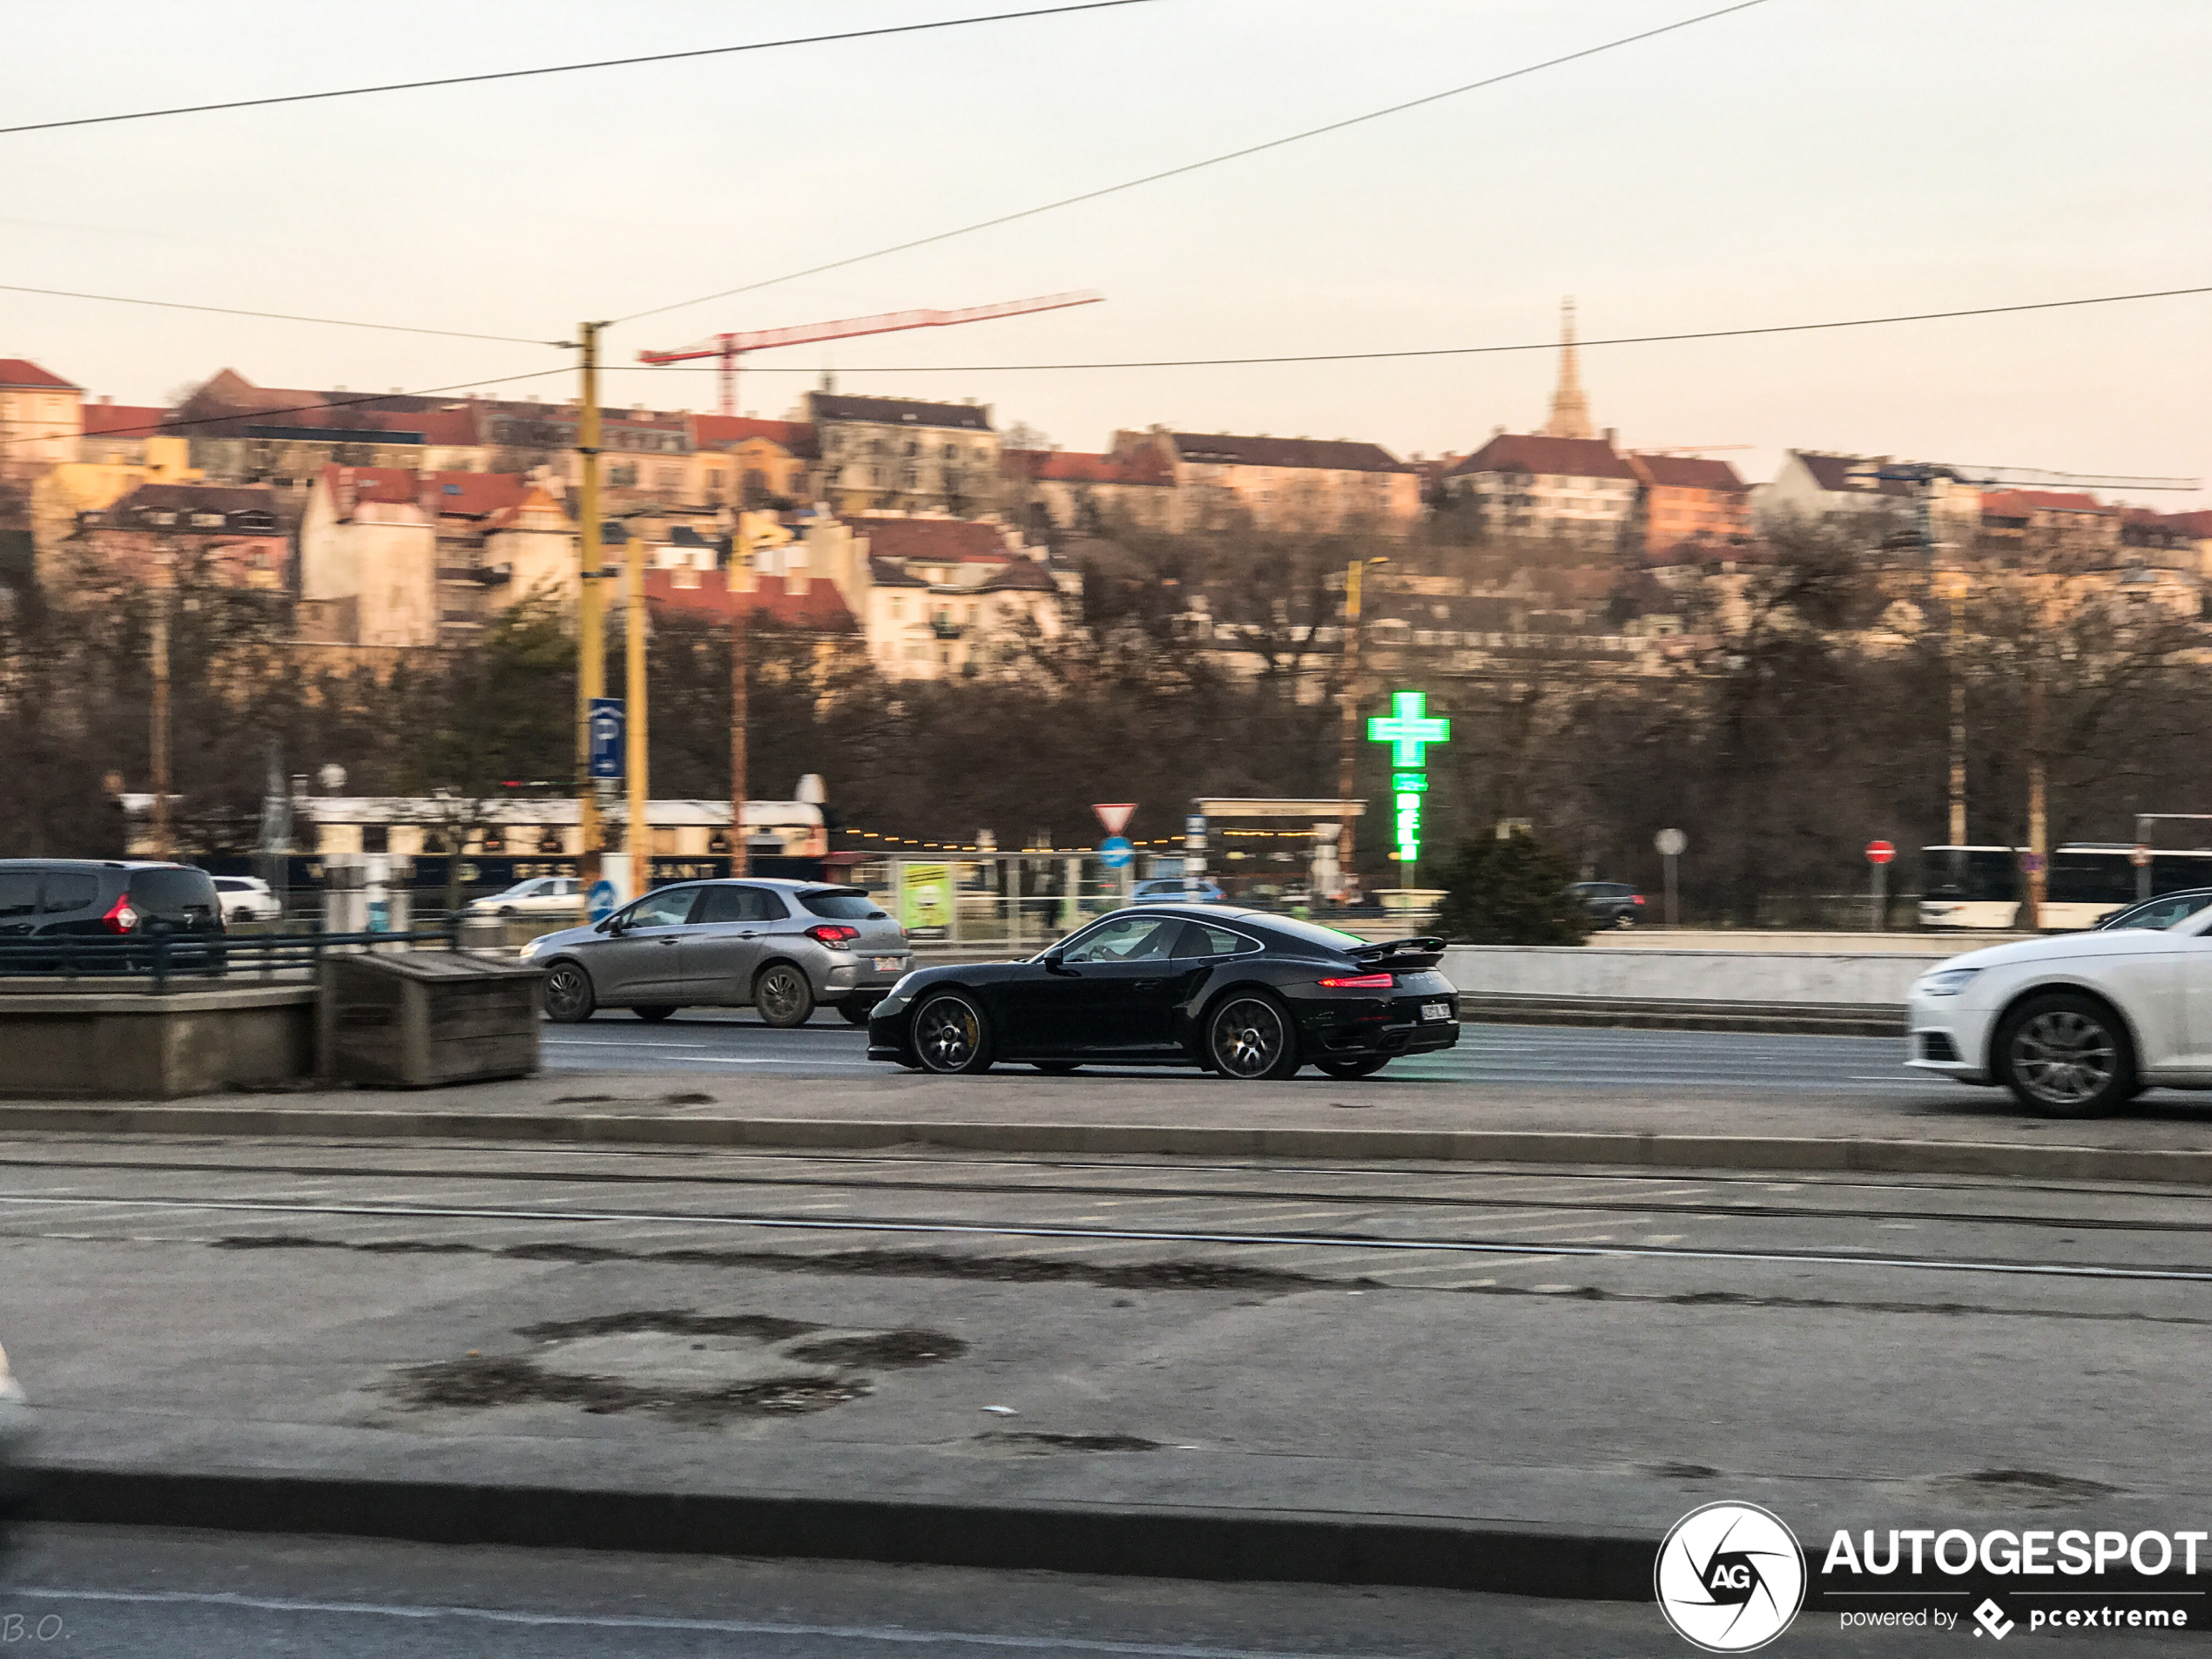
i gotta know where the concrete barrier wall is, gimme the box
[1440,945,1947,1007]
[0,986,316,1099]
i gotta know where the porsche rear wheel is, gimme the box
[1206,993,1300,1081]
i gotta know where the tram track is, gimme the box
[5,1187,2212,1285]
[0,1147,2206,1238]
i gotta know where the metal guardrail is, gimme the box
[0,925,465,995]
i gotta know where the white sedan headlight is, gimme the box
[1919,967,1982,996]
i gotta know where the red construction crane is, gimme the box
[638,290,1103,415]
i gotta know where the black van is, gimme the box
[0,860,226,971]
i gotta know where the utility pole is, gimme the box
[574,322,606,880]
[1941,569,1969,845]
[2024,668,2048,931]
[730,517,751,877]
[147,542,174,859]
[624,519,650,880]
[1334,556,1386,894]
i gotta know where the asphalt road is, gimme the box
[10,1524,2183,1658]
[543,1015,1938,1096]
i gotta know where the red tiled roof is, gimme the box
[316,465,533,521]
[644,570,860,632]
[1170,433,1414,474]
[1446,434,1635,482]
[1980,489,2110,516]
[0,358,79,391]
[848,516,1023,563]
[1630,454,1745,492]
[2161,510,2212,539]
[80,402,171,436]
[1005,448,1173,486]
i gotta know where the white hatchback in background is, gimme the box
[1906,907,2212,1116]
[210,875,282,924]
[468,876,583,918]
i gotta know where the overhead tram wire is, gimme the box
[616,0,1777,325]
[618,280,2212,376]
[0,363,575,451]
[0,0,1167,137]
[0,282,556,347]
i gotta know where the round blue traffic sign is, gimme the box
[1098,835,1134,870]
[586,880,620,921]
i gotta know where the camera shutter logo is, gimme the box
[1656,1502,1806,1652]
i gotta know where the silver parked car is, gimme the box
[523,880,913,1027]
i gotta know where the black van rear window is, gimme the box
[128,867,219,915]
[0,872,36,921]
[41,873,99,913]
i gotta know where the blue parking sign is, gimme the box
[587,698,625,779]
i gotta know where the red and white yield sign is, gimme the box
[1093,803,1136,837]
[1865,840,1897,866]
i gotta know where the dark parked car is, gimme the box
[526,879,912,1026]
[0,860,226,971]
[1568,880,1646,928]
[868,905,1460,1080]
[2095,887,2212,932]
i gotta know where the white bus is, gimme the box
[1919,842,2212,932]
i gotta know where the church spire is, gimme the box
[1541,296,1594,441]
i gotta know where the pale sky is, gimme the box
[4,0,2207,506]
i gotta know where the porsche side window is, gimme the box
[1176,923,1260,958]
[1062,915,1182,964]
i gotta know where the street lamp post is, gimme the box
[1334,556,1387,897]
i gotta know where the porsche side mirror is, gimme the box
[1042,950,1074,974]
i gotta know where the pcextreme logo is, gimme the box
[1656,1502,1808,1653]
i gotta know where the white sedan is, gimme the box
[466,876,583,918]
[1907,909,2212,1115]
[211,875,282,923]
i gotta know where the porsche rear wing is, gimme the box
[1349,935,1447,972]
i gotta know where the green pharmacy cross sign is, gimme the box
[1366,690,1449,866]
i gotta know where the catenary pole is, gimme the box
[575,322,605,880]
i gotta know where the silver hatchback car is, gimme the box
[524,880,913,1027]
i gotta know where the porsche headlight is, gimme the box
[1919,967,1981,997]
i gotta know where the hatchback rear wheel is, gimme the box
[753,963,816,1028]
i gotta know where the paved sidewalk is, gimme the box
[5,1062,2211,1169]
[10,1220,2208,1588]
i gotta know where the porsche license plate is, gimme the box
[873,956,903,973]
[1420,1001,1453,1022]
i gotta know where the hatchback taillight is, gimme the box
[103,894,138,934]
[1632,894,1645,905]
[806,923,860,945]
[1318,972,1394,989]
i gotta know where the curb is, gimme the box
[1458,996,1903,1036]
[3,1103,2209,1186]
[19,1465,1655,1599]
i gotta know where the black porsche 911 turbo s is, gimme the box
[867,905,1459,1079]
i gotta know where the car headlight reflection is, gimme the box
[1919,968,1981,996]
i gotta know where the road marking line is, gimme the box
[7,1587,1384,1656]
